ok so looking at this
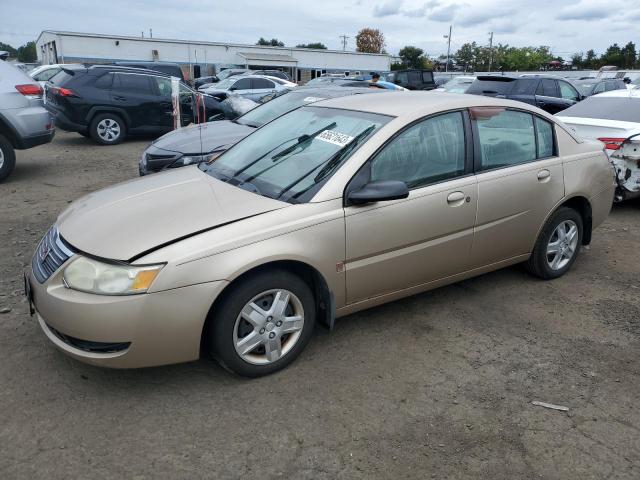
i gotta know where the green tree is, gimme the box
[17,41,37,62]
[622,41,637,68]
[570,52,584,69]
[0,42,18,57]
[585,49,598,69]
[600,43,623,67]
[295,42,327,49]
[398,46,427,69]
[355,28,385,54]
[454,42,476,71]
[256,37,284,47]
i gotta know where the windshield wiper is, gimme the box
[243,122,338,183]
[270,122,337,161]
[276,124,376,201]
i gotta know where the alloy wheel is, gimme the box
[546,220,579,271]
[233,289,305,365]
[96,118,121,142]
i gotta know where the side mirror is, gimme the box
[347,180,409,205]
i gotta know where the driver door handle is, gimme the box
[447,191,466,206]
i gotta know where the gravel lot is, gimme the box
[1,131,639,479]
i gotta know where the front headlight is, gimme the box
[63,256,164,295]
[177,150,224,167]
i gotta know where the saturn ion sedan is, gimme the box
[26,92,615,377]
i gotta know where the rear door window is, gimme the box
[408,71,421,84]
[115,74,152,94]
[471,108,537,170]
[251,78,275,89]
[536,79,557,97]
[232,78,252,90]
[94,73,114,90]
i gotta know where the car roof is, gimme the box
[312,90,547,118]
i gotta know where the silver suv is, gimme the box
[0,60,55,181]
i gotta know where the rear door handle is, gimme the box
[446,191,466,206]
[537,169,551,181]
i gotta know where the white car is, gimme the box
[198,75,292,102]
[557,89,640,201]
[29,64,79,85]
[436,76,476,94]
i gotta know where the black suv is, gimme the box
[45,65,222,144]
[388,69,436,90]
[467,75,583,114]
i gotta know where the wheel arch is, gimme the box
[86,107,131,128]
[200,259,336,356]
[0,112,21,148]
[537,195,593,247]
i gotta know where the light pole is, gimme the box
[443,25,452,72]
[488,31,494,72]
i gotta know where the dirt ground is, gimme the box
[1,131,639,479]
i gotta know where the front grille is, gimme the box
[32,226,76,284]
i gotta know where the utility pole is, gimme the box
[150,28,153,38]
[339,34,350,51]
[444,25,452,72]
[488,31,494,72]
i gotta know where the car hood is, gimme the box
[150,121,255,155]
[57,166,288,261]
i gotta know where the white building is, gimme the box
[36,31,392,83]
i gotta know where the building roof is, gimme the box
[36,30,391,58]
[238,52,297,64]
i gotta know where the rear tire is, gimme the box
[525,207,583,279]
[90,113,126,145]
[207,269,316,377]
[0,134,16,182]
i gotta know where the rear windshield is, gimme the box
[47,69,76,86]
[560,97,640,123]
[467,79,515,95]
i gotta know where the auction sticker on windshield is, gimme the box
[303,96,327,103]
[316,130,354,147]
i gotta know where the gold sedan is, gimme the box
[27,92,615,376]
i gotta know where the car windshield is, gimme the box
[236,91,332,128]
[443,78,474,93]
[560,97,640,122]
[200,106,391,203]
[215,78,237,89]
[217,70,244,81]
[467,79,515,95]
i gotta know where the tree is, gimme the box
[571,52,584,69]
[585,49,598,69]
[256,37,284,47]
[295,42,327,49]
[0,42,18,57]
[355,28,385,54]
[622,41,637,68]
[398,46,424,68]
[454,42,476,71]
[600,43,623,67]
[17,41,37,63]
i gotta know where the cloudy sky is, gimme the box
[2,0,638,58]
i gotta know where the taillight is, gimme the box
[15,84,43,97]
[52,87,78,97]
[597,137,625,150]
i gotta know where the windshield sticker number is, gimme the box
[316,130,354,147]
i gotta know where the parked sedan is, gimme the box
[27,92,614,376]
[139,85,385,174]
[199,75,291,101]
[556,89,640,201]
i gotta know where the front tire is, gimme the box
[0,134,16,182]
[208,269,316,377]
[526,207,583,279]
[90,113,126,145]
